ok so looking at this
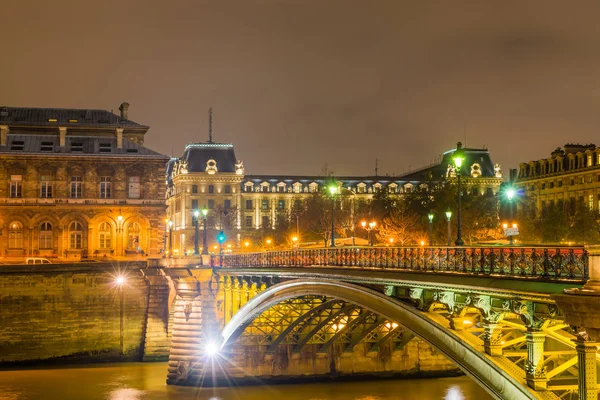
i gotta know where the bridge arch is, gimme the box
[221,278,538,400]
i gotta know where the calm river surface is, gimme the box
[0,362,492,400]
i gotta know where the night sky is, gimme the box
[2,1,600,176]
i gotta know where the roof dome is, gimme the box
[181,143,238,173]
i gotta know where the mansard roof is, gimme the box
[0,106,148,130]
[0,134,167,157]
[182,142,238,173]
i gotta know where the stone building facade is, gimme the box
[515,144,600,217]
[0,103,169,260]
[166,139,503,254]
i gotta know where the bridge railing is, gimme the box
[217,246,588,282]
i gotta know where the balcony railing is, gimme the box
[218,247,588,282]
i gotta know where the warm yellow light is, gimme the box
[213,245,218,250]
[227,244,232,248]
[503,223,508,229]
[389,238,394,244]
[48,118,57,122]
[361,221,367,228]
[462,320,472,325]
[512,223,517,228]
[165,218,169,223]
[420,240,425,246]
[266,239,272,245]
[69,119,78,123]
[332,324,338,331]
[391,322,398,328]
[115,276,125,286]
[369,221,376,229]
[117,215,123,221]
[292,236,298,242]
[244,241,250,247]
[385,322,392,329]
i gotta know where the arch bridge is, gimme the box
[163,245,600,400]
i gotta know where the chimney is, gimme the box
[116,128,123,149]
[0,125,8,146]
[59,127,67,147]
[119,102,130,120]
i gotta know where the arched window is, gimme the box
[99,222,112,249]
[69,222,83,249]
[127,222,141,249]
[39,222,53,249]
[8,222,23,249]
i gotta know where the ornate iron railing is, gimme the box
[216,246,588,282]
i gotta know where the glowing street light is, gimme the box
[361,220,377,246]
[504,186,517,246]
[427,212,434,246]
[445,210,452,246]
[453,142,465,246]
[204,341,219,356]
[292,236,298,249]
[201,206,209,255]
[328,185,337,248]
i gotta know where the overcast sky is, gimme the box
[2,1,600,176]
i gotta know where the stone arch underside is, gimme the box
[221,278,540,400]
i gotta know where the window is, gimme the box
[579,177,584,184]
[69,222,83,249]
[71,142,83,152]
[99,143,112,153]
[10,175,22,198]
[245,200,253,210]
[262,215,270,228]
[278,199,285,210]
[570,178,574,186]
[127,222,141,249]
[192,185,198,194]
[8,222,23,248]
[99,222,112,249]
[39,222,53,249]
[224,185,231,194]
[40,141,54,152]
[277,185,285,193]
[208,185,214,194]
[191,199,198,210]
[100,177,111,198]
[70,176,82,198]
[40,176,53,198]
[245,216,253,227]
[549,182,554,189]
[208,199,215,209]
[541,183,546,190]
[11,141,24,151]
[558,180,563,187]
[294,199,302,210]
[589,195,594,211]
[128,176,140,198]
[224,200,231,210]
[261,199,269,210]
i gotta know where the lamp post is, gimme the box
[193,209,200,255]
[168,220,173,258]
[505,188,516,246]
[445,211,452,246]
[328,185,337,248]
[292,236,298,249]
[115,275,125,355]
[428,212,434,246]
[453,142,465,246]
[201,206,208,255]
[361,220,377,246]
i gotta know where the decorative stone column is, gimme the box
[525,331,547,391]
[575,338,599,400]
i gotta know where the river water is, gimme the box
[0,362,492,400]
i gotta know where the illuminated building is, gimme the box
[515,143,600,217]
[166,113,502,253]
[0,103,168,260]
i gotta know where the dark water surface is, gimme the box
[0,362,492,400]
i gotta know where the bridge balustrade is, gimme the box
[217,246,588,282]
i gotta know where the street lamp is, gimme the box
[505,187,516,246]
[115,275,126,355]
[453,142,466,246]
[292,236,298,249]
[328,185,337,248]
[361,220,377,246]
[201,206,208,255]
[168,220,173,258]
[193,209,200,255]
[445,211,452,246]
[427,212,434,246]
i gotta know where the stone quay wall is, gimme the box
[0,263,168,364]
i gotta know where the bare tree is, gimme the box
[376,204,424,245]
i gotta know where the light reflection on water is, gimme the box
[0,363,491,400]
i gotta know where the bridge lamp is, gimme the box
[389,238,394,245]
[204,341,219,356]
[445,211,452,246]
[244,241,250,248]
[427,212,434,246]
[420,240,425,246]
[328,185,337,248]
[453,142,465,246]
